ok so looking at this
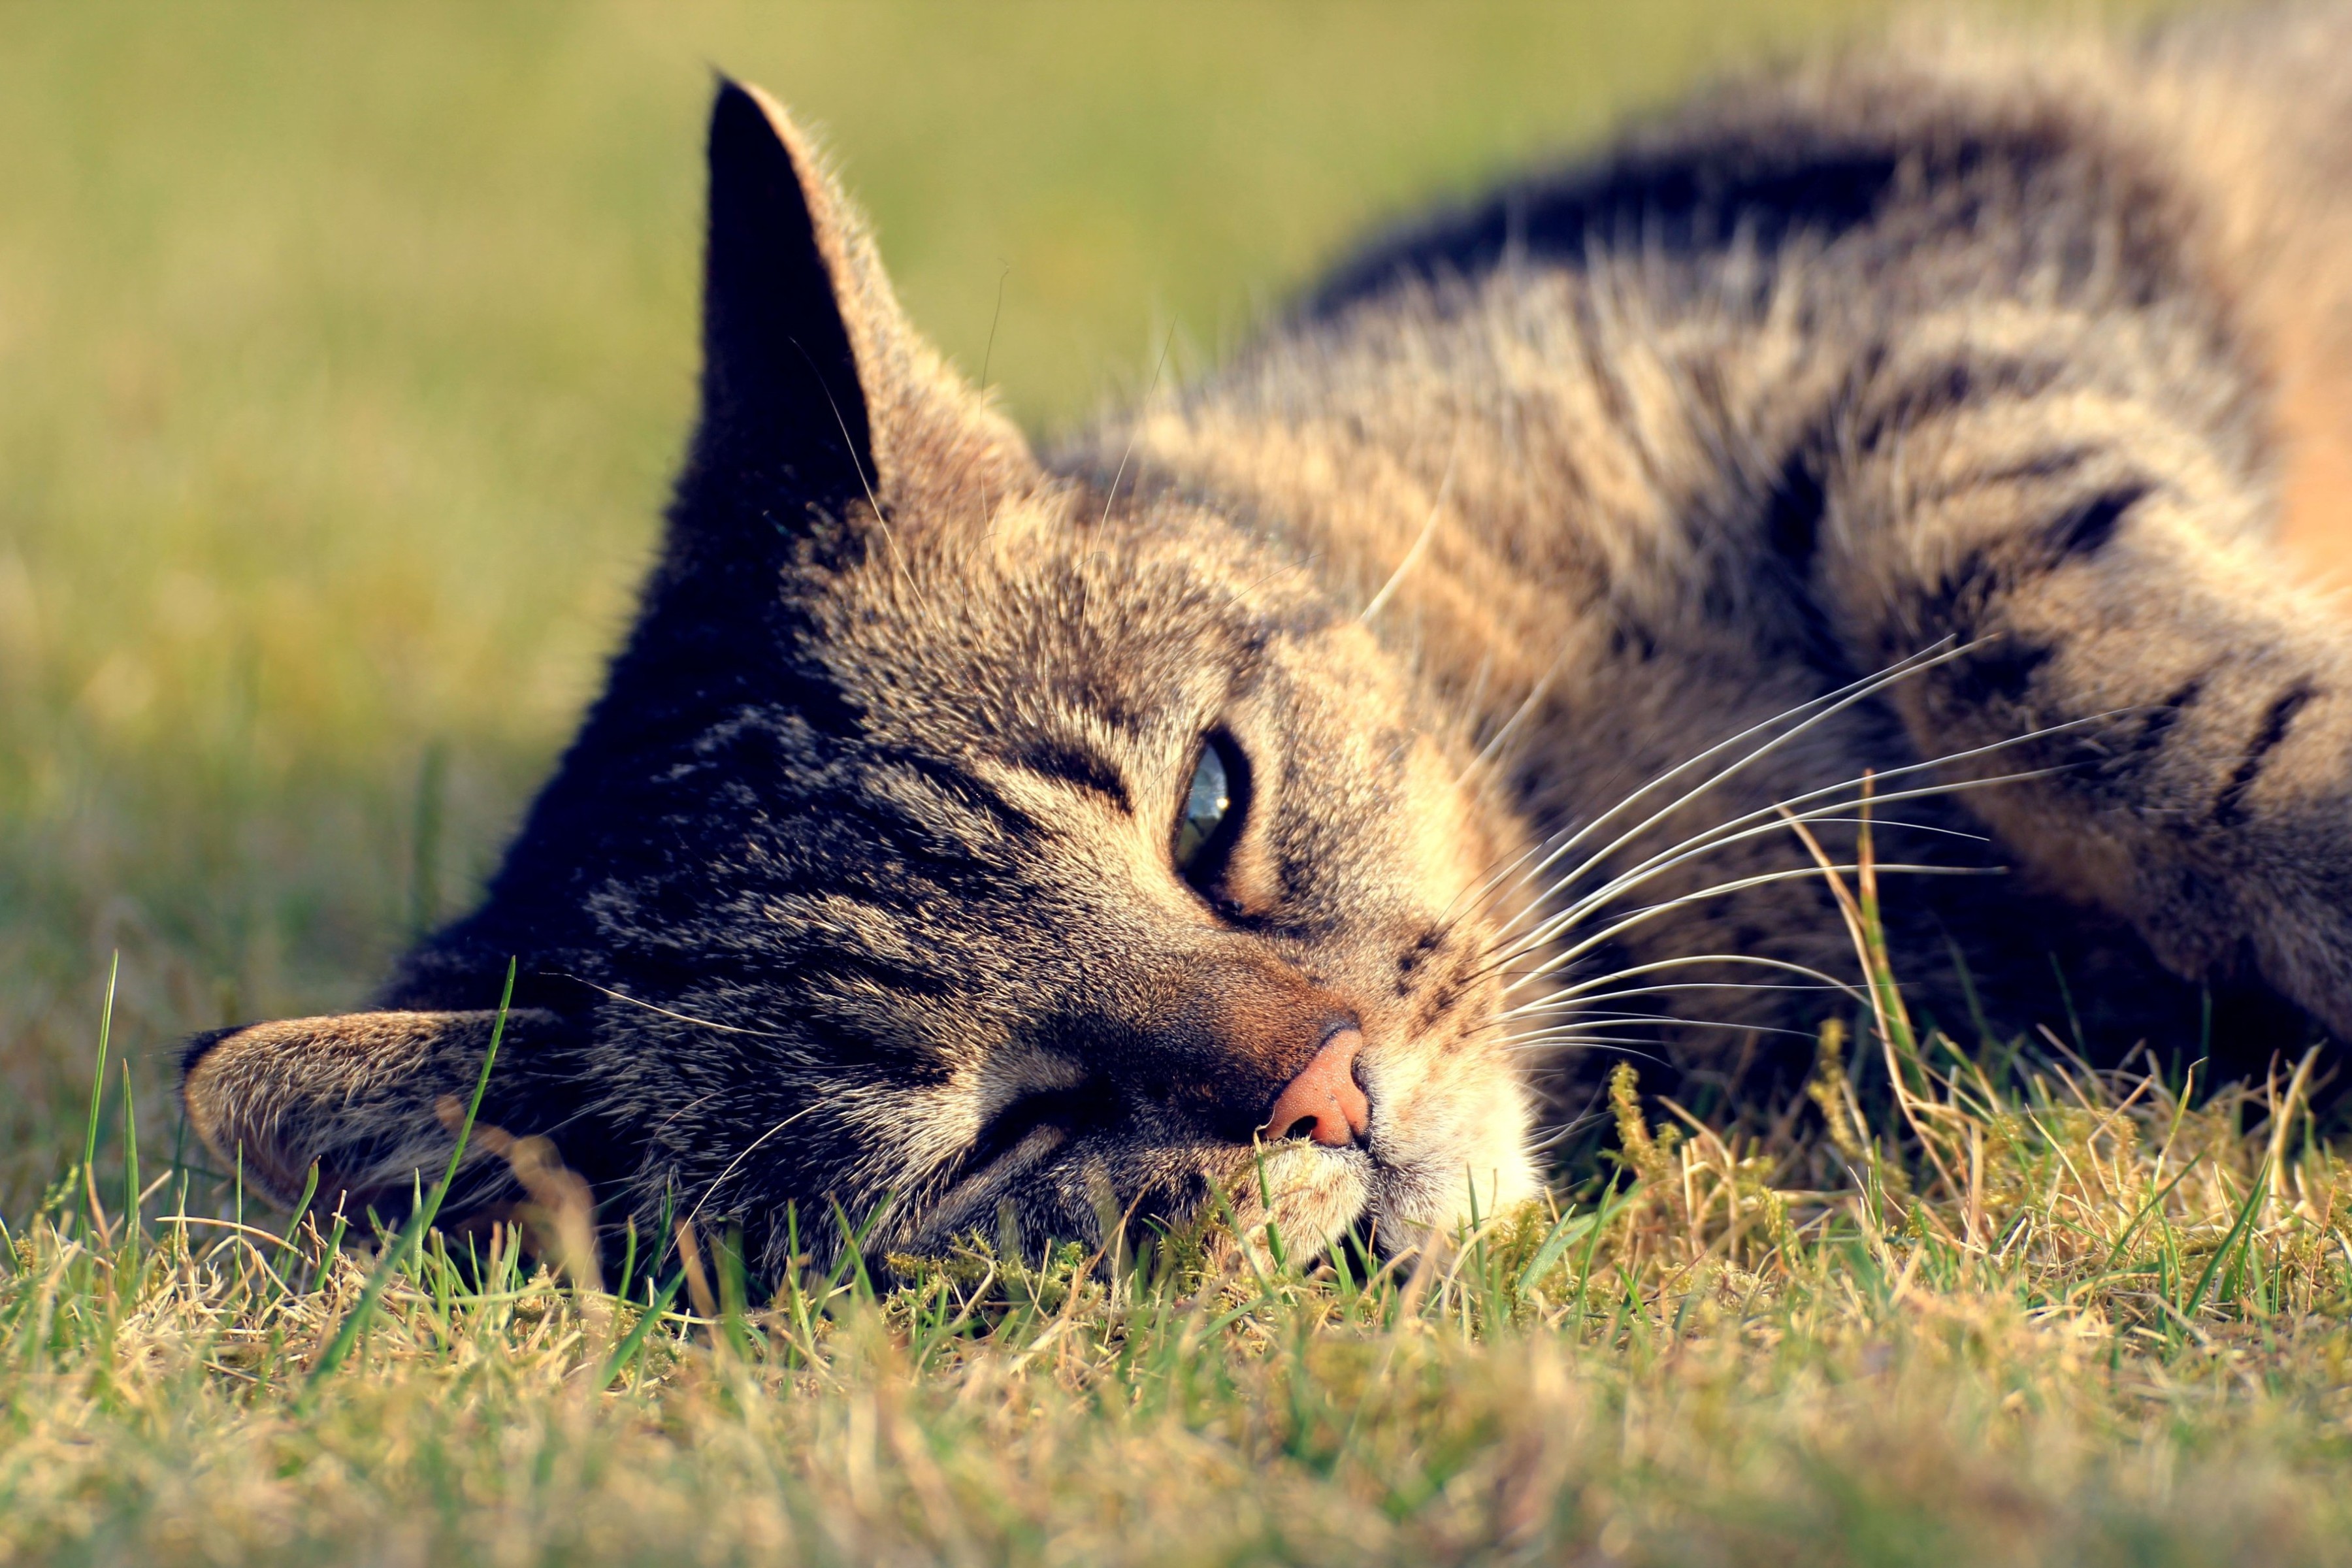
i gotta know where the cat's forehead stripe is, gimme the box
[1007,737,1132,816]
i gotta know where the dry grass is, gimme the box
[8,985,2352,1565]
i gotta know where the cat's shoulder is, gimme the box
[1302,9,2349,322]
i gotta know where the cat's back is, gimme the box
[1075,6,2352,612]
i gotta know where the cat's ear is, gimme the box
[178,1010,557,1213]
[677,78,1033,563]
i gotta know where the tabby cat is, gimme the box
[181,8,2352,1271]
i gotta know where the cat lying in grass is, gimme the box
[182,8,2352,1274]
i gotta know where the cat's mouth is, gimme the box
[961,1080,1116,1183]
[917,1077,1120,1230]
[910,1076,1382,1252]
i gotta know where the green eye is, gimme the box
[1172,738,1240,883]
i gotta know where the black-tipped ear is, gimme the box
[178,1009,561,1215]
[691,78,874,520]
[671,80,1036,574]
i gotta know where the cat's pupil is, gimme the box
[1173,743,1231,877]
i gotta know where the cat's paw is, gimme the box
[2136,820,2352,1043]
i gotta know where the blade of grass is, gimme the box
[598,1267,687,1390]
[1573,1172,1625,1337]
[2096,1154,2204,1277]
[2183,1158,2272,1320]
[614,1215,638,1306]
[301,957,514,1402]
[1516,1203,1596,1299]
[118,1060,140,1266]
[719,1218,750,1356]
[80,951,119,1243]
[311,1207,350,1296]
[272,1163,321,1300]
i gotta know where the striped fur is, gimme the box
[184,8,2352,1271]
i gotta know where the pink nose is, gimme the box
[1262,1027,1371,1147]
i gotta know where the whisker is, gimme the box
[1498,715,2100,962]
[1471,674,2114,981]
[1458,811,1974,981]
[1437,643,1972,947]
[1495,764,2052,973]
[1511,1009,1816,1036]
[1501,1035,1713,1052]
[1452,804,1892,999]
[683,1102,827,1234]
[1499,1034,1694,1053]
[1462,651,1567,779]
[1434,811,1586,949]
[1455,795,1998,991]
[1500,859,1973,1000]
[1359,422,1460,623]
[555,975,791,1039]
[1742,815,1986,841]
[1527,1111,1616,1154]
[1498,953,1866,1018]
[1478,640,1973,921]
[1544,979,1841,1006]
[650,1090,724,1139]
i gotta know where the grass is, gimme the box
[7,2,2333,1563]
[10,970,2352,1564]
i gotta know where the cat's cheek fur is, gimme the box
[1357,1035,1539,1239]
[827,1076,1002,1205]
[1225,1143,1375,1262]
[1225,1053,1537,1264]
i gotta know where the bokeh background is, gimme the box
[0,1,2168,1205]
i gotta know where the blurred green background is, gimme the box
[0,1,2166,1203]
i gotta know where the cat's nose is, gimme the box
[1261,1026,1370,1147]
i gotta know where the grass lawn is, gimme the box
[9,3,2347,1563]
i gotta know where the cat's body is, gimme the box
[184,8,2352,1271]
[1078,6,2352,1092]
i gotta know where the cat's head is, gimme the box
[179,81,1538,1270]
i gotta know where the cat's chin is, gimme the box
[896,1130,1373,1264]
[1232,1140,1377,1258]
[890,1098,1536,1266]
[1232,1137,1542,1267]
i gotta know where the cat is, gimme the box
[181,7,2352,1273]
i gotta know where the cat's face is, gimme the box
[670,491,1537,1261]
[178,81,1537,1269]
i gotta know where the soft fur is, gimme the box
[184,8,2352,1273]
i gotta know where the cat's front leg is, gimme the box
[1802,314,2352,1037]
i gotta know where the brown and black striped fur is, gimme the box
[182,7,2352,1271]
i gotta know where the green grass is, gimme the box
[11,994,2352,1563]
[7,3,2333,1563]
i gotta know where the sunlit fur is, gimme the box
[184,8,2352,1272]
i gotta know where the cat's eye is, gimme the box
[1172,734,1247,890]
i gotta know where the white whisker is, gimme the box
[1514,1008,1816,1034]
[1543,979,1840,1007]
[1443,643,1972,946]
[684,1102,826,1233]
[1464,652,1565,778]
[1498,768,2042,967]
[556,975,789,1039]
[1486,640,1973,917]
[1501,859,1970,1000]
[1496,714,2103,963]
[1527,1111,1616,1152]
[1503,952,1866,1008]
[1501,1034,1707,1052]
[1360,423,1460,623]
